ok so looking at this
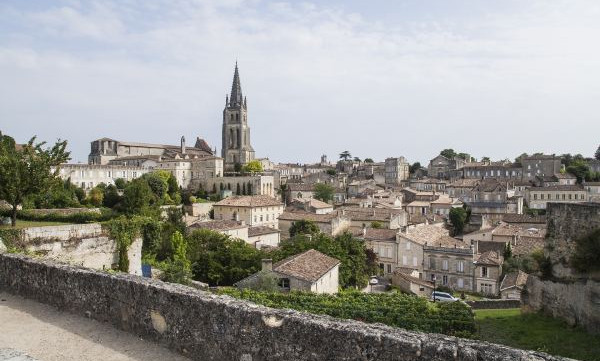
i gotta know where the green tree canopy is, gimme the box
[440,149,456,159]
[339,151,351,161]
[449,207,468,235]
[364,158,374,163]
[596,144,600,161]
[566,159,589,184]
[0,134,70,226]
[121,178,158,216]
[289,219,320,237]
[409,162,421,174]
[242,160,263,174]
[313,183,334,203]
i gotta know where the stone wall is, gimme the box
[522,203,600,334]
[0,253,568,361]
[1,224,141,275]
[524,276,600,334]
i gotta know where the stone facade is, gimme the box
[0,254,569,360]
[222,63,255,171]
[57,164,149,190]
[384,157,410,185]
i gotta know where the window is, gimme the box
[402,256,407,265]
[406,242,411,250]
[457,261,464,273]
[413,257,418,267]
[458,278,464,288]
[278,278,290,290]
[387,264,392,274]
[429,258,436,270]
[481,266,488,277]
[442,259,448,271]
[442,275,448,285]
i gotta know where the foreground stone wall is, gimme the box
[524,276,600,334]
[3,224,141,275]
[0,254,567,361]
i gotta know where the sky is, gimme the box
[1,0,599,165]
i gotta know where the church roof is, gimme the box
[229,62,243,107]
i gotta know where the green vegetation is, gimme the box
[0,220,71,229]
[289,219,320,237]
[363,158,374,163]
[571,228,600,273]
[596,144,600,161]
[242,160,263,174]
[104,216,145,272]
[219,288,476,337]
[0,208,116,224]
[449,207,467,235]
[475,309,600,361]
[409,162,421,174]
[339,150,351,161]
[162,231,192,285]
[0,133,70,226]
[313,183,334,203]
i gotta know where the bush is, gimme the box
[571,229,600,273]
[0,208,117,224]
[218,288,476,337]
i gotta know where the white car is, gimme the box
[369,277,379,285]
[430,291,459,303]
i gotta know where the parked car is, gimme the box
[369,276,379,285]
[430,291,459,303]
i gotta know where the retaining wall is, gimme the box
[0,253,568,361]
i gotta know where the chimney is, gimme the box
[261,259,273,271]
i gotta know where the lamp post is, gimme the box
[432,275,437,302]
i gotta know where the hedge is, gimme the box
[0,208,118,224]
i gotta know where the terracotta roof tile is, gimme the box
[274,249,340,282]
[215,195,283,207]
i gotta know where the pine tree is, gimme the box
[595,144,600,160]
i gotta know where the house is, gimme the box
[423,237,474,292]
[384,157,410,185]
[337,207,408,229]
[464,179,523,222]
[188,220,249,241]
[465,222,546,257]
[585,182,600,203]
[277,211,351,238]
[461,161,522,181]
[289,198,334,214]
[500,270,528,300]
[248,226,281,249]
[391,269,434,297]
[213,195,284,228]
[473,251,503,295]
[286,183,315,201]
[236,250,340,294]
[428,155,468,180]
[520,154,562,181]
[355,228,399,275]
[396,224,450,276]
[526,185,587,210]
[430,196,463,216]
[406,201,431,215]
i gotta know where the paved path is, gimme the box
[0,293,190,361]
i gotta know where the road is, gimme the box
[0,293,189,361]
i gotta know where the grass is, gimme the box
[475,308,600,361]
[0,220,71,229]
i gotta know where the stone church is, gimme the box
[222,62,255,171]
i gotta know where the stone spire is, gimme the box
[229,62,243,107]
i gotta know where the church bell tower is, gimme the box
[222,62,255,172]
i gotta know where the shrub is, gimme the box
[571,228,600,273]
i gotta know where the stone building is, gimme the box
[521,154,562,181]
[499,270,528,300]
[384,157,410,185]
[57,164,149,190]
[237,250,340,294]
[585,182,600,203]
[213,195,283,228]
[473,251,503,295]
[423,238,474,292]
[277,211,351,239]
[525,185,587,210]
[428,155,468,180]
[222,63,255,171]
[356,228,399,276]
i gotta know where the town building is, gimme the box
[384,157,410,185]
[236,250,340,294]
[585,182,600,203]
[213,195,283,228]
[499,270,529,300]
[57,164,149,190]
[423,237,474,292]
[525,185,587,210]
[222,63,255,171]
[277,211,351,239]
[473,251,503,295]
[520,154,562,181]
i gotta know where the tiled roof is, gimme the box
[400,225,449,245]
[292,198,332,209]
[554,172,577,179]
[407,201,431,207]
[502,214,547,225]
[427,236,470,249]
[189,220,246,231]
[215,195,283,207]
[512,238,545,257]
[528,185,584,191]
[248,226,280,237]
[500,270,528,291]
[473,179,506,193]
[278,211,338,223]
[392,270,434,288]
[356,228,398,241]
[448,179,480,188]
[287,183,315,191]
[274,249,340,282]
[475,251,503,266]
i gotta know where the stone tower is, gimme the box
[222,62,255,172]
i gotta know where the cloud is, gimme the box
[0,0,599,164]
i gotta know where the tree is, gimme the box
[440,149,456,159]
[278,183,288,205]
[456,153,471,161]
[121,178,158,216]
[339,151,351,161]
[353,157,361,162]
[326,169,337,176]
[103,184,121,208]
[409,162,422,174]
[289,219,320,237]
[371,221,383,229]
[595,145,600,161]
[162,231,192,285]
[566,159,589,184]
[86,186,104,207]
[242,160,263,174]
[114,178,126,190]
[449,207,468,235]
[313,183,334,203]
[187,229,263,286]
[503,242,513,260]
[364,158,374,163]
[481,156,490,163]
[0,134,70,226]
